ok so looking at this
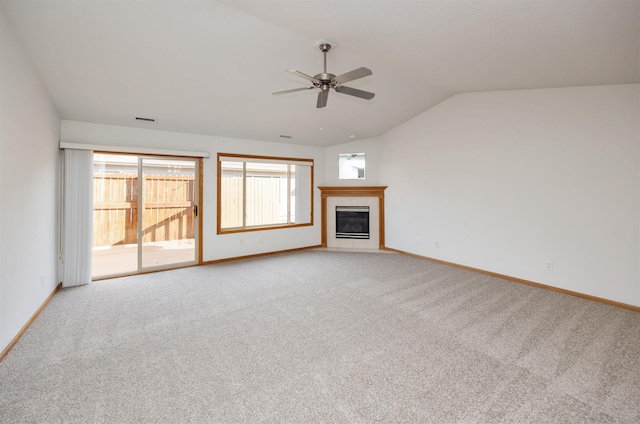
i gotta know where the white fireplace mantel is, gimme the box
[318,186,387,249]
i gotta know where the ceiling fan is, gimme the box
[272,42,375,108]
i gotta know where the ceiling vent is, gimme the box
[135,116,156,123]
[279,135,292,139]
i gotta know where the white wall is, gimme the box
[380,84,640,307]
[60,121,325,261]
[1,7,61,352]
[324,138,381,186]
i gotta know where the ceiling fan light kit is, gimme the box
[273,41,375,108]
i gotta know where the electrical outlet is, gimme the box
[546,262,554,271]
[435,241,440,248]
[40,275,45,286]
[416,237,421,245]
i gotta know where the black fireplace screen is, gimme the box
[336,206,370,239]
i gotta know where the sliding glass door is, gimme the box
[92,154,199,279]
[140,157,197,269]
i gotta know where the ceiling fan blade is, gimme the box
[287,70,320,84]
[316,90,329,108]
[272,86,314,95]
[334,85,375,100]
[333,67,372,84]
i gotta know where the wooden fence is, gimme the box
[220,177,285,228]
[93,174,194,247]
[94,174,288,246]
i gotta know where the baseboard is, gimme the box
[0,282,63,362]
[201,245,323,265]
[384,247,640,313]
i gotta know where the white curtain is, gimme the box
[62,149,93,287]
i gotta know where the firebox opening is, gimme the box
[336,206,370,239]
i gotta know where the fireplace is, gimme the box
[335,206,370,239]
[318,186,387,249]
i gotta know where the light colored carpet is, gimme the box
[1,250,639,423]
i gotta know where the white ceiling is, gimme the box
[3,0,639,147]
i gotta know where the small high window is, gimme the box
[339,153,365,179]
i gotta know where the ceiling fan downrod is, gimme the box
[320,43,331,73]
[316,43,335,85]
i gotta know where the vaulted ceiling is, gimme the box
[3,0,639,147]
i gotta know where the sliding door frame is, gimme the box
[93,152,203,280]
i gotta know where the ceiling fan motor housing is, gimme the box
[315,73,337,87]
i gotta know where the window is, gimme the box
[339,153,365,179]
[218,153,313,233]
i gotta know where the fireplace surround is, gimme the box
[318,186,387,249]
